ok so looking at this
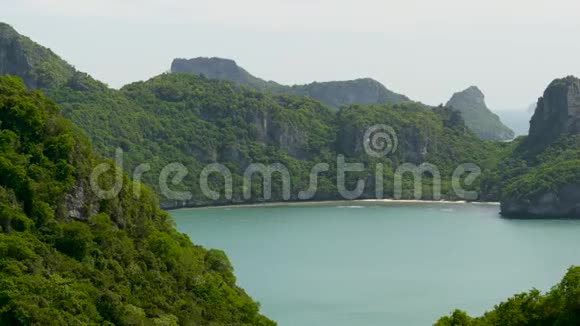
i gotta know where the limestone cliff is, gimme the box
[500,76,580,218]
[528,76,580,147]
[171,57,410,110]
[0,22,74,89]
[501,184,580,218]
[446,86,514,141]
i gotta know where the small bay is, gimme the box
[171,202,580,325]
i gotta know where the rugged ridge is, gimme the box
[0,23,502,209]
[446,86,515,141]
[171,57,410,110]
[0,23,75,89]
[528,76,580,146]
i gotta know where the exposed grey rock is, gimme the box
[500,76,580,218]
[501,184,580,218]
[0,22,74,89]
[63,180,98,221]
[528,76,580,146]
[0,23,36,88]
[171,57,410,110]
[446,86,514,141]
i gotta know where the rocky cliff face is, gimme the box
[171,57,284,91]
[0,22,74,89]
[446,86,514,141]
[501,184,580,218]
[171,57,410,110]
[291,78,409,109]
[528,76,580,146]
[248,109,309,160]
[0,23,36,88]
[500,76,580,218]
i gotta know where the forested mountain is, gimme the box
[2,22,578,217]
[446,86,514,141]
[0,23,503,208]
[0,76,274,325]
[171,57,410,110]
[3,19,580,326]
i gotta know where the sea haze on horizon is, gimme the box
[4,0,580,111]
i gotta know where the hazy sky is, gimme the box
[4,0,580,110]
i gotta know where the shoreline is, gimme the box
[168,199,500,211]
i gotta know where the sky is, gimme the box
[3,0,580,111]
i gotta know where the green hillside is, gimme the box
[0,23,506,207]
[0,75,274,325]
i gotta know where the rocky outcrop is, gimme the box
[249,110,309,160]
[291,78,409,109]
[171,57,409,110]
[63,179,99,221]
[171,57,284,92]
[446,86,514,141]
[337,122,432,163]
[0,22,74,89]
[501,184,580,218]
[500,76,580,218]
[0,23,36,88]
[528,76,580,146]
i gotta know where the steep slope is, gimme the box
[118,73,339,207]
[171,57,410,110]
[495,76,580,218]
[0,23,502,208]
[0,76,274,325]
[0,23,75,89]
[528,76,580,146]
[446,86,514,141]
[335,103,503,200]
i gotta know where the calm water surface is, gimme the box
[170,202,580,326]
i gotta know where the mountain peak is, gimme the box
[528,75,580,145]
[170,57,410,109]
[446,85,514,141]
[171,57,243,77]
[0,22,17,35]
[463,85,484,96]
[450,86,485,103]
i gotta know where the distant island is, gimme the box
[1,22,577,217]
[172,57,515,141]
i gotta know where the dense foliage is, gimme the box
[1,22,511,207]
[0,76,274,325]
[335,103,504,199]
[503,135,580,200]
[48,72,505,206]
[435,266,580,326]
[478,133,580,205]
[3,21,580,326]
